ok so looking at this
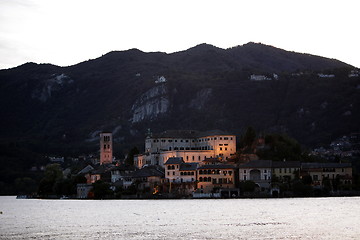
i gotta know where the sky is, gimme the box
[0,0,359,69]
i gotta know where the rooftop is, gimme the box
[239,160,272,168]
[301,162,352,169]
[164,157,184,165]
[272,161,301,168]
[151,129,233,139]
[198,164,237,170]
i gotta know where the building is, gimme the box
[164,157,198,183]
[100,132,113,165]
[110,165,136,189]
[131,166,165,193]
[301,162,352,186]
[272,161,301,183]
[76,184,93,199]
[238,160,272,190]
[134,130,236,168]
[197,164,237,193]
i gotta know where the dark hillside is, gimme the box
[0,42,357,159]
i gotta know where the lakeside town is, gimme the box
[21,129,359,199]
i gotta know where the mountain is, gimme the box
[0,42,359,158]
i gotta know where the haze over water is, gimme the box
[0,196,359,239]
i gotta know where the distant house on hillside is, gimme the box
[250,74,272,81]
[317,73,335,78]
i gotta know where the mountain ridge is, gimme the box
[0,42,358,157]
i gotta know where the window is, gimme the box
[225,148,227,151]
[173,172,175,175]
[264,170,267,173]
[214,137,217,140]
[192,156,194,160]
[219,144,223,146]
[167,172,169,176]
[180,172,183,175]
[244,176,247,180]
[244,170,246,173]
[279,168,282,173]
[220,147,222,151]
[186,140,189,142]
[284,168,287,173]
[224,144,228,146]
[313,175,318,181]
[220,137,222,140]
[224,137,228,140]
[186,156,189,161]
[168,140,172,142]
[199,177,203,182]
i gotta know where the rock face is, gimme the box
[189,88,213,110]
[31,73,73,102]
[131,84,170,123]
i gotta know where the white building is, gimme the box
[238,160,272,189]
[134,130,236,168]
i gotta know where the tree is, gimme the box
[239,180,256,192]
[125,147,139,165]
[257,133,303,161]
[92,180,112,199]
[38,164,63,196]
[14,177,37,195]
[240,126,256,148]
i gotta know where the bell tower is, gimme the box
[100,132,113,165]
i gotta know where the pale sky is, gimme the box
[0,0,359,69]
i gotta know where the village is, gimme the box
[60,129,356,199]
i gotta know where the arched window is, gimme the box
[204,177,208,182]
[199,177,203,182]
[171,165,175,170]
[167,165,171,170]
[199,170,203,175]
[208,177,212,182]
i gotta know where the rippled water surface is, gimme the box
[0,196,360,239]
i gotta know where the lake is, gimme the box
[0,196,359,239]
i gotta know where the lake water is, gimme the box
[0,196,360,239]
